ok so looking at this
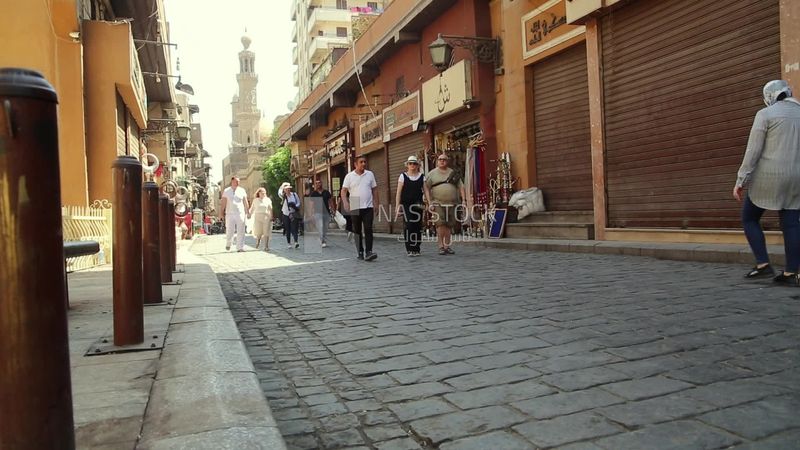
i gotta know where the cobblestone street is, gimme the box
[192,233,800,450]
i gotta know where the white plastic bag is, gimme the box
[333,210,347,229]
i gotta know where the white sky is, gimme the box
[165,0,296,183]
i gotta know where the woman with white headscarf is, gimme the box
[734,80,800,285]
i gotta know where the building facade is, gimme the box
[492,0,799,244]
[279,0,799,245]
[291,0,386,104]
[222,35,271,197]
[0,0,208,208]
[280,0,497,234]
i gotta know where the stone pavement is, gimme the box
[193,233,800,450]
[67,242,285,449]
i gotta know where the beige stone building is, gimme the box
[222,35,271,198]
[291,0,386,104]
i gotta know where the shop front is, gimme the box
[597,0,782,235]
[422,61,485,235]
[325,127,352,203]
[382,91,424,234]
[355,113,389,233]
[522,0,593,214]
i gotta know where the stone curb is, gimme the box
[136,246,287,450]
[327,229,783,266]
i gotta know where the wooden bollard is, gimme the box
[0,68,75,449]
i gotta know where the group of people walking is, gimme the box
[216,151,468,260]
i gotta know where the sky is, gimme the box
[164,0,296,183]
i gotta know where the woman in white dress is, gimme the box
[249,188,273,251]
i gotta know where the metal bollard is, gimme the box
[0,68,76,448]
[158,193,172,283]
[111,156,143,346]
[169,199,177,272]
[142,181,162,303]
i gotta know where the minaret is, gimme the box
[230,33,261,152]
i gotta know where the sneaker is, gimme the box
[287,244,293,249]
[321,242,328,248]
[445,247,455,255]
[745,264,774,279]
[357,253,364,260]
[365,252,377,261]
[439,248,447,255]
[294,242,300,249]
[413,252,421,257]
[407,251,413,257]
[773,272,799,286]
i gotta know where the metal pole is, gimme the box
[168,199,177,271]
[142,181,162,303]
[0,68,75,449]
[112,156,143,346]
[158,194,172,283]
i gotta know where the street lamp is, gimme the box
[176,125,191,141]
[428,33,502,74]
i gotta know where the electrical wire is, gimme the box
[351,38,376,118]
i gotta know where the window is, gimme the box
[367,2,378,10]
[336,27,347,37]
[336,0,347,9]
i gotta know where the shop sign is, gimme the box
[521,0,585,60]
[359,114,383,148]
[382,91,420,137]
[422,60,473,122]
[326,134,347,161]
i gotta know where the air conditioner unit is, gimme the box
[163,108,178,119]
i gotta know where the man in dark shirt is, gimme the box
[309,179,334,247]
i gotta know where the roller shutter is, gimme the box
[533,41,593,212]
[602,0,781,228]
[128,113,140,158]
[116,93,127,156]
[366,149,390,233]
[387,132,425,232]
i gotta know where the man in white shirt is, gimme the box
[219,176,250,252]
[341,155,379,261]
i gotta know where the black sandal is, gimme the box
[773,272,799,286]
[745,264,775,279]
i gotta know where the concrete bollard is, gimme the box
[0,68,76,449]
[168,199,177,272]
[142,181,162,303]
[159,193,172,283]
[111,156,144,346]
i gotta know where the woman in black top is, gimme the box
[394,155,428,256]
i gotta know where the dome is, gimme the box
[241,34,252,49]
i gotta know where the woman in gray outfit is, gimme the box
[734,80,800,285]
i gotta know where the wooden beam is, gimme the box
[357,65,380,83]
[329,91,356,108]
[394,31,420,44]
[585,18,607,241]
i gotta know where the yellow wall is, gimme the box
[0,0,89,206]
[83,20,147,202]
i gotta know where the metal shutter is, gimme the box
[533,41,593,212]
[128,113,140,158]
[366,149,390,233]
[116,93,127,156]
[602,0,781,228]
[387,132,425,232]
